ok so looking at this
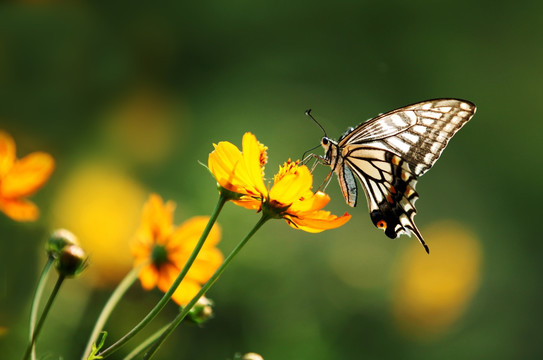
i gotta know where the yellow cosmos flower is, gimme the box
[208,132,268,210]
[131,194,223,305]
[208,133,351,232]
[266,160,351,232]
[0,131,54,221]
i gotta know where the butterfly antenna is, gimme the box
[305,109,327,138]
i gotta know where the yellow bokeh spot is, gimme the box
[392,220,482,340]
[102,88,183,164]
[51,160,147,287]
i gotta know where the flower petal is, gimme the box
[155,262,208,305]
[241,133,268,196]
[0,197,39,221]
[269,165,312,205]
[139,264,159,289]
[208,133,268,199]
[0,131,15,178]
[185,247,223,283]
[289,191,330,213]
[131,235,153,260]
[140,194,175,244]
[231,197,262,210]
[156,262,180,291]
[170,279,202,306]
[208,141,244,193]
[286,211,351,233]
[0,152,54,198]
[169,216,222,250]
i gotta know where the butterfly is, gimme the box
[311,98,476,253]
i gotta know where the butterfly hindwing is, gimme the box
[342,147,428,250]
[336,161,358,207]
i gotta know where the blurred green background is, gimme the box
[1,0,541,359]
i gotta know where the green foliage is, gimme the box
[86,332,107,360]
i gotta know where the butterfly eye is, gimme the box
[321,137,329,146]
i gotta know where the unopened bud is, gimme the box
[55,244,88,277]
[242,353,264,360]
[187,296,214,324]
[46,229,79,258]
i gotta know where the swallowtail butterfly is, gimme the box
[314,99,476,253]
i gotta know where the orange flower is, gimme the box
[208,133,350,232]
[265,160,351,232]
[131,194,223,305]
[208,132,268,210]
[0,131,54,221]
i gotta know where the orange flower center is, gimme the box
[273,159,300,182]
[258,143,268,167]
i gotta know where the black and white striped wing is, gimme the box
[340,99,476,252]
[340,99,476,176]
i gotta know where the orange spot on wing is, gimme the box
[387,194,394,204]
[377,220,387,229]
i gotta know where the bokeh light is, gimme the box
[101,88,183,165]
[51,160,147,287]
[392,221,482,340]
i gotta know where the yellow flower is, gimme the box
[266,160,351,232]
[131,194,223,305]
[0,131,54,221]
[208,133,351,232]
[208,132,268,210]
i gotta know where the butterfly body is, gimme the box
[319,99,476,253]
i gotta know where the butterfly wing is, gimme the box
[343,147,427,251]
[340,98,476,176]
[337,99,476,252]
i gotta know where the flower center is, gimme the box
[151,244,169,267]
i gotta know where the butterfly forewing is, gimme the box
[324,98,476,253]
[340,99,475,176]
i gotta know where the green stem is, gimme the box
[28,257,54,360]
[23,274,66,360]
[82,266,141,359]
[143,214,270,359]
[123,323,169,360]
[98,194,228,358]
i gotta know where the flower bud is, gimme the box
[46,229,79,258]
[55,244,88,277]
[242,353,264,360]
[186,296,214,324]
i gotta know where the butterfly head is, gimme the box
[320,136,337,149]
[320,136,340,166]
